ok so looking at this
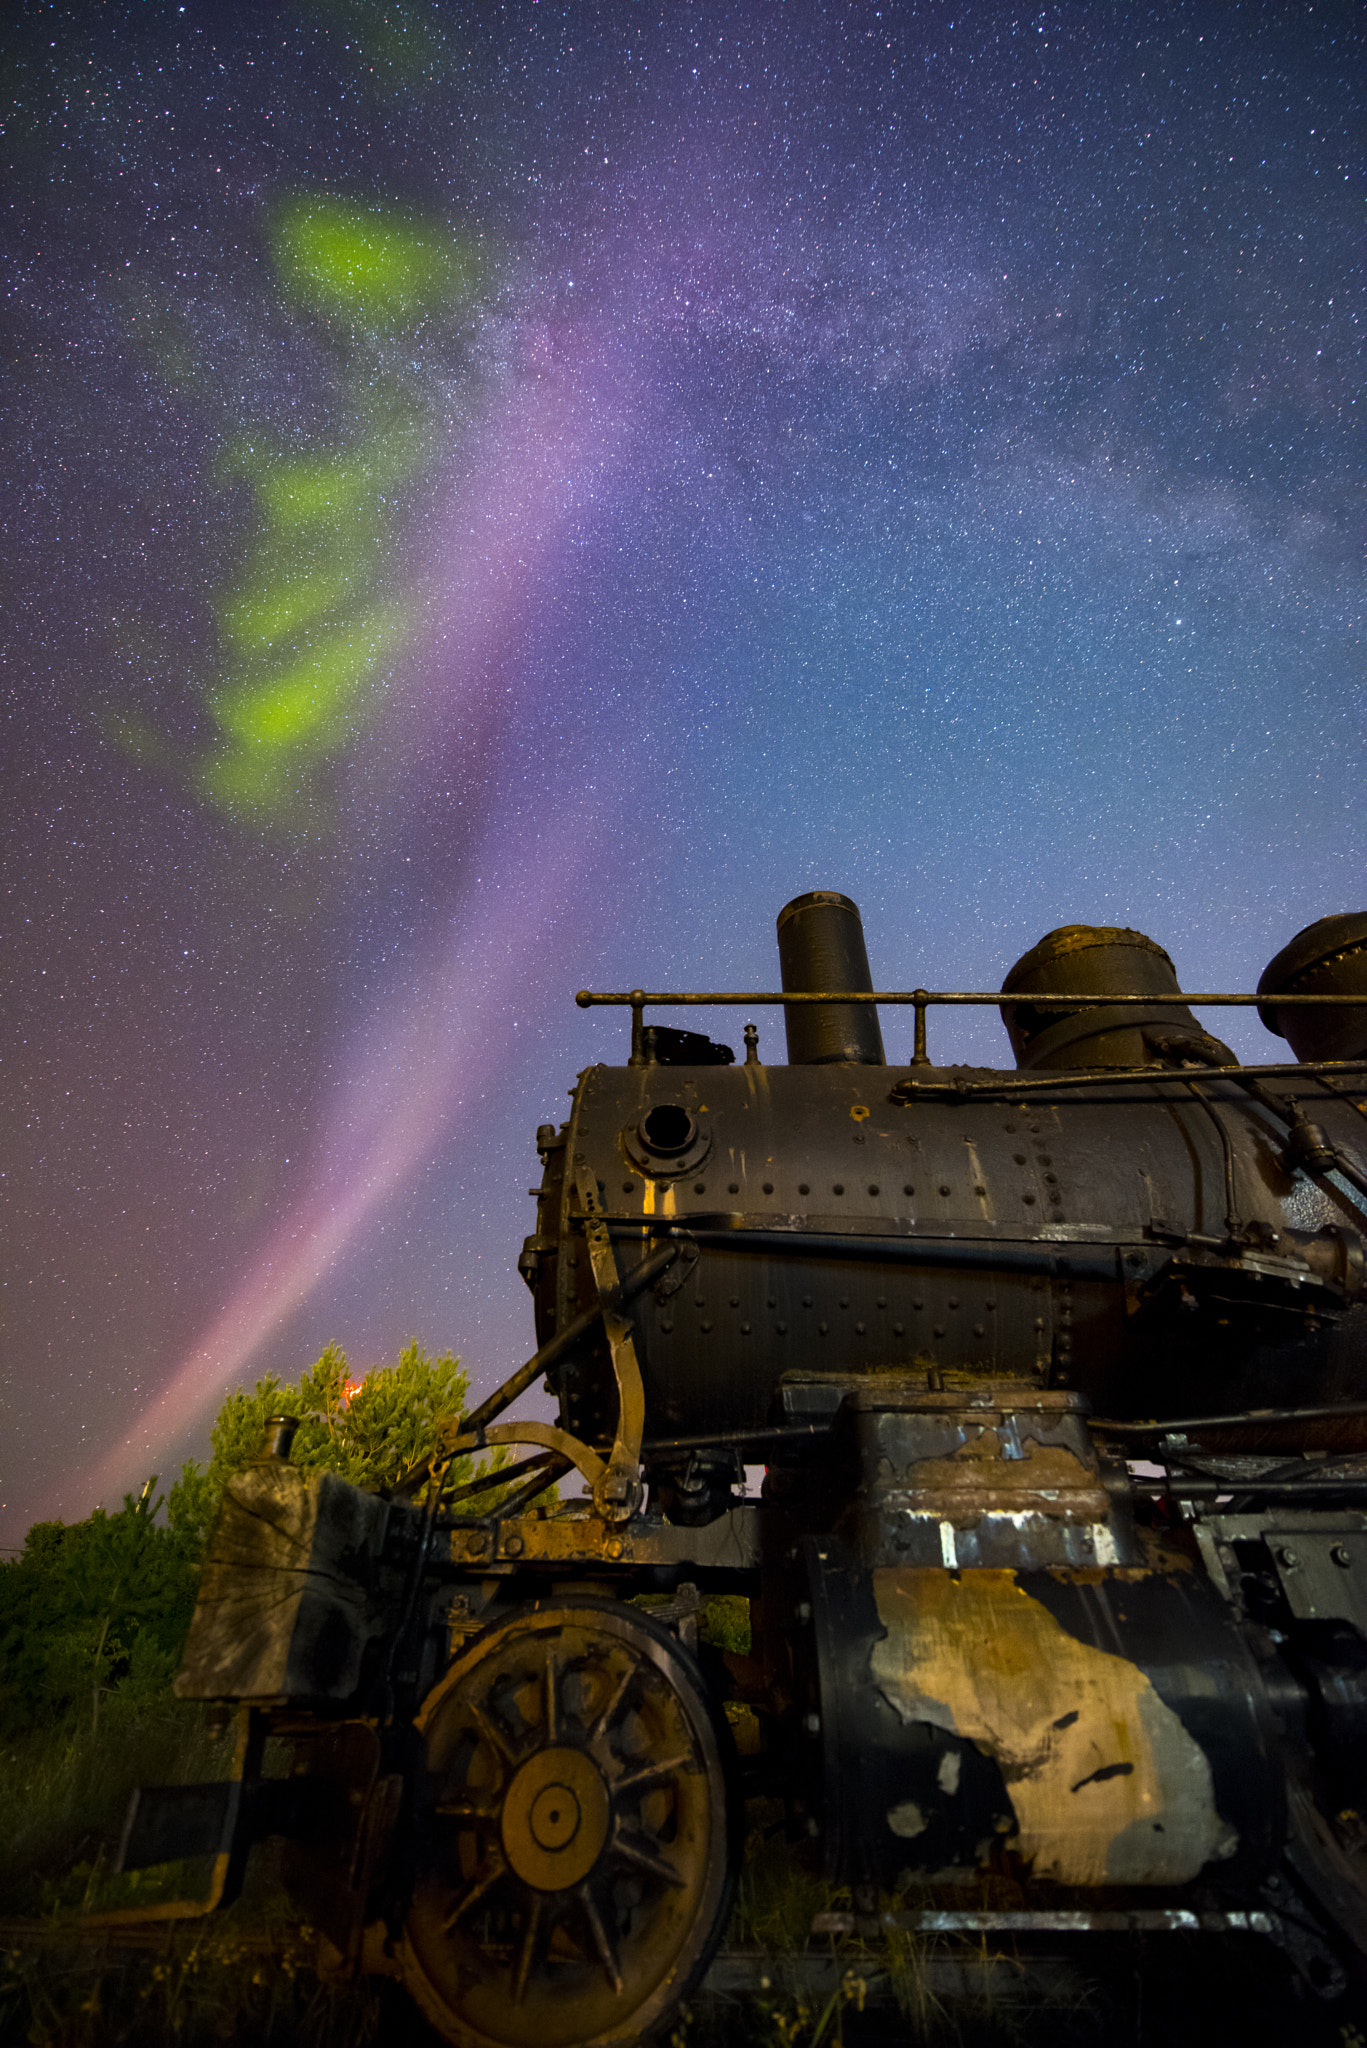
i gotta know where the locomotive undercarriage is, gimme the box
[111,1361,1367,2043]
[106,900,1367,2045]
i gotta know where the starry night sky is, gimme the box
[2,1,1361,1542]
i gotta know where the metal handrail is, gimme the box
[576,986,1367,1066]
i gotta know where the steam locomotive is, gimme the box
[114,896,1367,2046]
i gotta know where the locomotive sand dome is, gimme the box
[111,896,1367,2045]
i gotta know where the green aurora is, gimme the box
[153,198,477,824]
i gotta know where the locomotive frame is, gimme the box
[106,900,1367,2046]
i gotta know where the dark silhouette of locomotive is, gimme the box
[116,896,1367,2046]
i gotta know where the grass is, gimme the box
[0,1922,388,2048]
[0,1690,221,1919]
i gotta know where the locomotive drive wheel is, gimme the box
[398,1601,735,2048]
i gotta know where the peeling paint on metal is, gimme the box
[869,1569,1236,1885]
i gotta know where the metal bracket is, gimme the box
[576,1161,647,1524]
[443,1163,649,1524]
[84,1709,266,1925]
[438,1418,609,1502]
[653,1234,699,1302]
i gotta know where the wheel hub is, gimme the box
[501,1745,611,1891]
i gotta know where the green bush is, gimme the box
[200,1338,474,1499]
[0,1483,204,1741]
[0,1341,484,1745]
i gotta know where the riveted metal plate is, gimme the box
[1267,1528,1367,1633]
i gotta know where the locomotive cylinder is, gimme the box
[777,889,886,1065]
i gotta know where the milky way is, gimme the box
[2,1,1361,1540]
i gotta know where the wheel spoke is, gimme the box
[611,1749,693,1798]
[467,1696,518,1769]
[589,1658,635,1741]
[434,1797,500,1826]
[510,1891,548,2006]
[611,1825,686,1890]
[441,1851,506,1933]
[577,1882,624,1996]
[543,1641,560,1742]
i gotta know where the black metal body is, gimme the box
[119,901,1367,2042]
[529,1057,1367,1434]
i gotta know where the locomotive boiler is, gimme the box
[114,895,1367,2046]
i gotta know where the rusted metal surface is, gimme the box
[868,1569,1233,1886]
[795,1528,1284,1894]
[831,1381,1128,1569]
[174,1463,400,1703]
[443,1502,762,1573]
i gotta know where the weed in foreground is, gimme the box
[0,1691,222,1917]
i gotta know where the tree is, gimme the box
[0,1482,203,1736]
[200,1338,474,1498]
[1,1339,520,1735]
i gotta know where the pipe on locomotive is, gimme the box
[776,890,886,1064]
